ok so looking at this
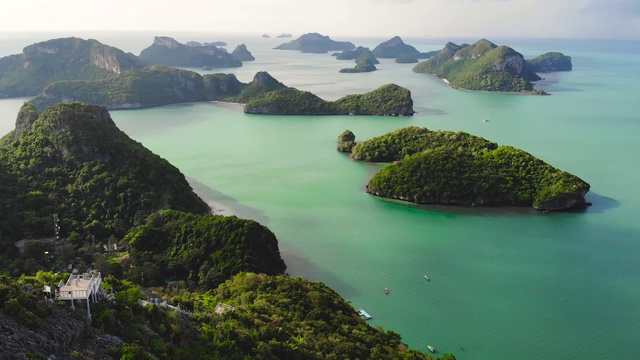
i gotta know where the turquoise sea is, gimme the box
[1,32,639,359]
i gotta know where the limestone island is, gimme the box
[274,32,355,53]
[231,44,255,61]
[340,126,590,211]
[139,36,242,68]
[339,53,378,73]
[276,33,293,38]
[334,46,379,63]
[528,52,572,72]
[412,39,573,94]
[0,37,144,98]
[27,67,413,116]
[372,36,420,59]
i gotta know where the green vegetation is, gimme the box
[528,52,573,72]
[333,84,414,116]
[0,103,210,273]
[396,54,419,64]
[413,39,546,94]
[0,37,143,98]
[245,83,414,116]
[126,210,286,290]
[337,130,356,152]
[348,127,589,210]
[0,103,442,359]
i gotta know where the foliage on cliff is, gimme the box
[0,103,210,263]
[139,36,242,68]
[0,37,144,98]
[274,32,355,53]
[335,46,380,63]
[350,127,590,210]
[125,210,286,290]
[244,88,338,115]
[413,39,545,94]
[333,84,414,116]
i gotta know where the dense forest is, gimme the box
[412,39,547,94]
[0,103,446,359]
[344,127,590,210]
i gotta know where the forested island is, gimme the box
[0,103,445,359]
[274,32,355,53]
[340,127,590,211]
[28,68,414,116]
[412,39,572,94]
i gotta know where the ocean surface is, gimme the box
[1,31,639,359]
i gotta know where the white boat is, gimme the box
[424,275,430,281]
[427,345,436,353]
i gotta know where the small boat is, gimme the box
[384,287,389,294]
[482,118,489,122]
[424,275,430,281]
[427,345,436,353]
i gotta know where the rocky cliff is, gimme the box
[231,44,255,61]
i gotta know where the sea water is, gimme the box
[1,32,639,359]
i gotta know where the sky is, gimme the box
[0,0,638,40]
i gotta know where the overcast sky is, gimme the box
[0,0,638,40]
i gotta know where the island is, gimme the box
[372,36,420,59]
[262,34,271,38]
[27,66,413,116]
[274,32,355,53]
[339,53,378,73]
[0,103,441,359]
[244,81,413,115]
[231,44,255,61]
[528,52,573,72]
[413,39,549,94]
[276,33,293,38]
[343,126,590,211]
[139,36,242,68]
[0,37,144,98]
[334,46,379,63]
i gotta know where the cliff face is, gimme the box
[0,38,145,98]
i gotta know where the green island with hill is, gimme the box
[413,39,572,94]
[0,103,448,359]
[340,126,590,211]
[274,32,355,53]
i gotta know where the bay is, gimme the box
[1,32,639,359]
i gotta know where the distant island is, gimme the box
[372,36,420,59]
[28,67,413,116]
[231,44,255,61]
[274,32,355,53]
[412,39,572,94]
[139,36,242,68]
[262,34,271,38]
[341,126,590,211]
[339,53,378,73]
[334,46,379,63]
[186,40,227,47]
[276,33,293,38]
[0,37,144,98]
[528,52,572,72]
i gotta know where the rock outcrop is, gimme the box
[231,44,255,61]
[139,36,241,68]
